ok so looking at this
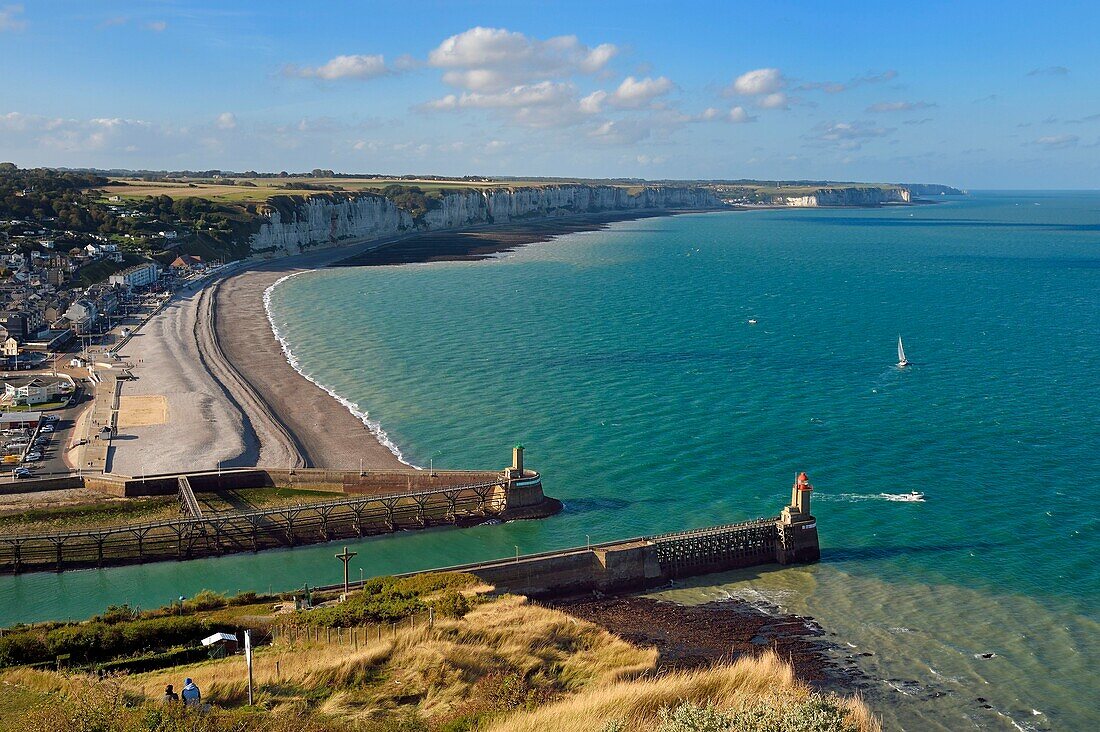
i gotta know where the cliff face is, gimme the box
[250,185,719,255]
[780,187,910,207]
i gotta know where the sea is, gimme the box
[2,191,1097,730]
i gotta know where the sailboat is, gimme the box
[897,336,910,368]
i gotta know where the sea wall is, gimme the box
[249,185,721,255]
[780,186,910,207]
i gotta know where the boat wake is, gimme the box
[816,492,927,503]
[263,271,416,468]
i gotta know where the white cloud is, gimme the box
[1032,134,1078,149]
[757,92,789,110]
[726,106,756,123]
[635,154,667,165]
[609,76,673,108]
[215,112,237,130]
[588,119,651,145]
[285,54,388,81]
[427,26,617,92]
[579,90,607,114]
[145,20,167,32]
[730,68,784,96]
[428,81,575,111]
[0,4,26,32]
[866,100,937,113]
[810,121,895,150]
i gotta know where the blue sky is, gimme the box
[1,1,1098,187]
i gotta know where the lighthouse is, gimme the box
[789,471,812,516]
[777,471,820,564]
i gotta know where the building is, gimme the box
[169,254,204,273]
[1,338,18,357]
[64,299,98,334]
[0,309,43,341]
[2,375,69,405]
[108,262,160,290]
[0,412,40,430]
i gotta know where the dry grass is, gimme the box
[2,594,879,732]
[487,651,879,731]
[124,594,654,724]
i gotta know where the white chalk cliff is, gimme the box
[779,187,910,207]
[249,185,720,255]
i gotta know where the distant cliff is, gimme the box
[775,186,910,207]
[249,185,719,255]
[899,183,966,197]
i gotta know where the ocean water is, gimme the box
[2,192,1097,729]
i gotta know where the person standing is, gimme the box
[180,677,201,707]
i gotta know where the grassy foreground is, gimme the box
[0,586,878,731]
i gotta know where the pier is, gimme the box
[0,447,557,574]
[313,472,822,598]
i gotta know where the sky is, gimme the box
[1,0,1098,188]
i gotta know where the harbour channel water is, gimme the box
[2,192,1097,729]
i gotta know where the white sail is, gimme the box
[897,336,908,365]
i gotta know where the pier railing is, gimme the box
[0,477,510,573]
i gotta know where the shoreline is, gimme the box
[201,208,720,472]
[547,595,863,692]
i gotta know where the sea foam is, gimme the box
[262,270,418,468]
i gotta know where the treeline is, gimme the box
[0,164,107,222]
[0,589,264,669]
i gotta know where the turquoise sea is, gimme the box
[2,192,1097,730]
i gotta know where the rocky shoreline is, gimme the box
[547,595,862,690]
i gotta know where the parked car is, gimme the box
[13,467,30,478]
[40,425,54,433]
[44,414,60,423]
[22,452,41,462]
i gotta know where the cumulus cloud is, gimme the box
[0,113,155,153]
[866,100,937,113]
[428,27,617,92]
[730,68,784,96]
[609,76,673,108]
[425,81,574,111]
[285,54,388,81]
[726,68,793,109]
[1027,66,1069,76]
[215,112,237,130]
[1032,134,1078,149]
[726,106,756,123]
[809,121,894,149]
[588,118,652,145]
[758,93,789,110]
[0,4,26,32]
[797,69,898,93]
[579,90,607,114]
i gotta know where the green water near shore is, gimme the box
[1,192,1097,729]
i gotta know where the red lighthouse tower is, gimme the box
[778,471,820,564]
